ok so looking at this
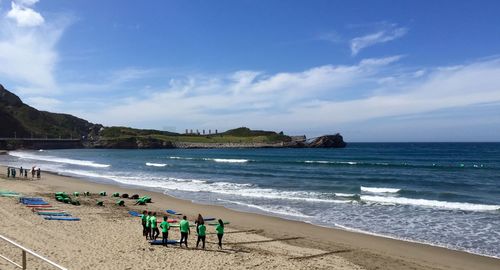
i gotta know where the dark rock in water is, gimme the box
[307,134,346,148]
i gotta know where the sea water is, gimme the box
[2,143,499,258]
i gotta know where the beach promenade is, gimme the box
[0,165,498,270]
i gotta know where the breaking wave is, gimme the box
[9,151,110,168]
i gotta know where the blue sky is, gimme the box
[1,0,500,141]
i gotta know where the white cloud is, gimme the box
[350,25,408,56]
[0,0,66,93]
[15,0,40,6]
[7,2,44,27]
[25,96,61,110]
[75,57,500,138]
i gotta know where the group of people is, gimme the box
[6,166,41,179]
[140,211,225,249]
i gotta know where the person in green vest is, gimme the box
[179,215,190,248]
[150,212,159,240]
[215,219,225,249]
[145,211,152,240]
[196,220,207,249]
[159,216,170,246]
[140,210,148,237]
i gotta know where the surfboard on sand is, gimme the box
[128,211,141,217]
[157,219,178,223]
[166,209,182,215]
[149,239,180,245]
[208,221,230,226]
[44,216,80,221]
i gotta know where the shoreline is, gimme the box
[54,168,500,260]
[1,164,498,269]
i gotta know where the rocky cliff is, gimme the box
[307,134,347,148]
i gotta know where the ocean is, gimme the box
[1,143,499,258]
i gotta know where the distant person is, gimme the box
[19,167,23,175]
[195,213,204,234]
[140,210,148,237]
[11,168,16,178]
[24,169,27,178]
[160,216,170,246]
[179,216,190,248]
[196,220,206,249]
[215,219,225,249]
[31,167,36,178]
[151,212,159,240]
[7,167,10,178]
[36,168,41,179]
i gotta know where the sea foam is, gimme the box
[145,162,167,167]
[204,158,249,163]
[9,151,110,168]
[217,198,311,218]
[361,186,401,193]
[360,195,500,212]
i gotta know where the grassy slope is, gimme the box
[100,127,291,144]
[0,85,92,138]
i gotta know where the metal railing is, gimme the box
[0,234,67,270]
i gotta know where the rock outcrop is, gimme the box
[307,134,346,148]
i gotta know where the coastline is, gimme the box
[0,164,498,269]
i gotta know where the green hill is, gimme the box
[0,84,95,139]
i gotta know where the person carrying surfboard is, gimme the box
[160,216,171,246]
[179,216,190,248]
[215,219,224,249]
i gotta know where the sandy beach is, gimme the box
[0,165,498,270]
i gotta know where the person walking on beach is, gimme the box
[19,167,23,176]
[7,167,10,178]
[36,168,41,179]
[24,169,27,178]
[31,166,36,178]
[11,168,16,178]
[179,216,190,248]
[215,219,225,249]
[196,220,207,249]
[160,216,170,246]
[151,212,159,240]
[140,210,148,237]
